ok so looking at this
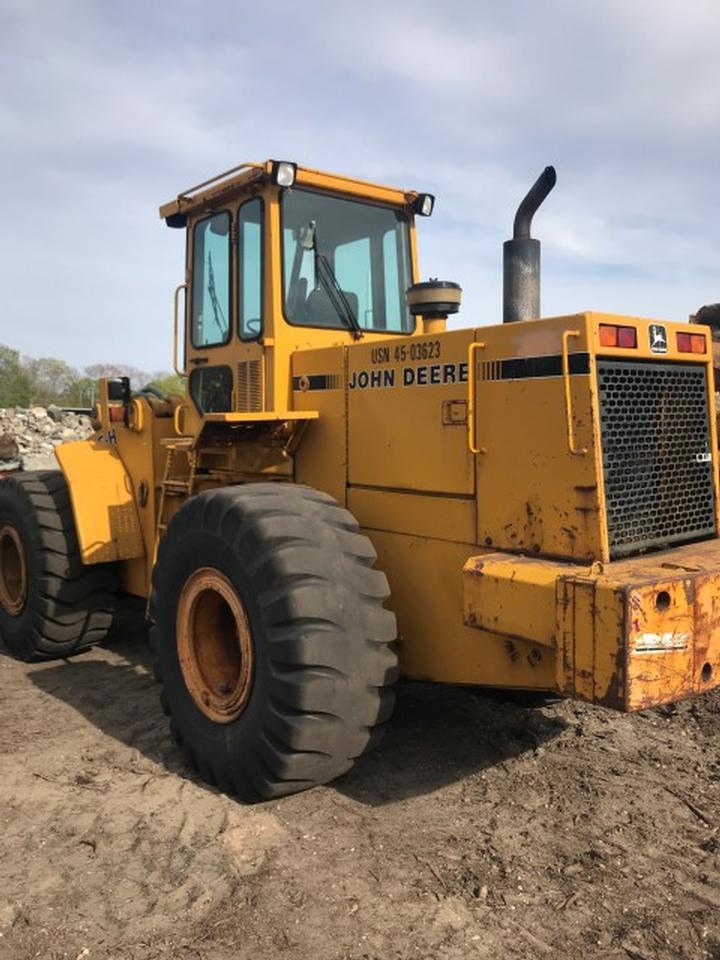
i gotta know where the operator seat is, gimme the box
[305,286,360,329]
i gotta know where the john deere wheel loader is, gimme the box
[2,159,719,800]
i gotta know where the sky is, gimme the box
[2,0,720,372]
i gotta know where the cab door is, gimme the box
[234,198,265,412]
[186,198,265,414]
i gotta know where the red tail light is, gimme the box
[617,326,637,348]
[677,332,706,354]
[599,324,637,348]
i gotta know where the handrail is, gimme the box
[173,403,190,436]
[177,162,263,202]
[561,330,587,456]
[173,282,188,378]
[467,341,486,454]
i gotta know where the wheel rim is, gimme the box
[176,567,254,724]
[0,525,27,617]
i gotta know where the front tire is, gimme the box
[151,483,398,800]
[0,471,118,661]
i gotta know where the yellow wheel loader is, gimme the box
[1,159,719,800]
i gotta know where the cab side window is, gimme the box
[191,212,231,348]
[189,366,233,414]
[238,199,263,340]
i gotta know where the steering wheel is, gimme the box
[245,318,262,337]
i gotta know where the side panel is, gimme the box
[349,487,475,543]
[292,346,347,504]
[473,314,605,562]
[55,440,145,565]
[347,329,476,495]
[368,530,556,690]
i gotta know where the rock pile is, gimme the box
[0,406,94,472]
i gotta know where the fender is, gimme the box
[55,439,145,565]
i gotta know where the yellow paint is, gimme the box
[49,160,720,715]
[349,487,476,543]
[371,531,556,691]
[346,329,476,495]
[463,552,578,650]
[55,440,144,564]
[202,411,319,424]
[292,346,347,504]
[464,540,720,710]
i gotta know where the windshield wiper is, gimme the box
[301,220,363,340]
[207,251,227,338]
[315,253,363,340]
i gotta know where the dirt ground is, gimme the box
[1,623,719,960]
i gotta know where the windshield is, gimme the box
[282,189,414,334]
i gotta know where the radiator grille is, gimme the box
[236,360,263,412]
[597,359,716,558]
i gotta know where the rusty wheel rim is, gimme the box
[0,525,27,617]
[176,567,254,724]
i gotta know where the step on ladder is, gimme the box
[152,439,196,570]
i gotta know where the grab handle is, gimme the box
[562,330,587,456]
[173,282,188,378]
[467,341,486,454]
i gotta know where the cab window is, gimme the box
[238,199,263,340]
[282,189,413,334]
[191,212,231,348]
[189,366,232,414]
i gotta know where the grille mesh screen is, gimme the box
[597,359,716,558]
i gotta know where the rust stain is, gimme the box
[521,648,543,670]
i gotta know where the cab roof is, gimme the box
[159,159,421,227]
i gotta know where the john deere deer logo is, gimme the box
[649,324,668,354]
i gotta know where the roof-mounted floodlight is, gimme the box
[271,160,297,188]
[414,193,435,217]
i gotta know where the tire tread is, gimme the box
[0,471,118,661]
[152,482,397,801]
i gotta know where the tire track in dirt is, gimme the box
[0,637,289,958]
[1,634,719,960]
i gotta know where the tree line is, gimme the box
[0,345,184,409]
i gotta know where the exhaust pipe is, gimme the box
[503,166,556,323]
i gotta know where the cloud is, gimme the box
[1,0,720,370]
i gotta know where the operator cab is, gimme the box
[160,160,434,418]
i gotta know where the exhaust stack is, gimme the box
[503,166,556,323]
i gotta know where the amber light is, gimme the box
[677,331,706,354]
[599,324,637,348]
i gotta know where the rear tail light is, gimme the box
[599,324,637,348]
[617,326,637,348]
[677,332,706,354]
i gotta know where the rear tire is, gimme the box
[0,471,118,661]
[151,483,398,800]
